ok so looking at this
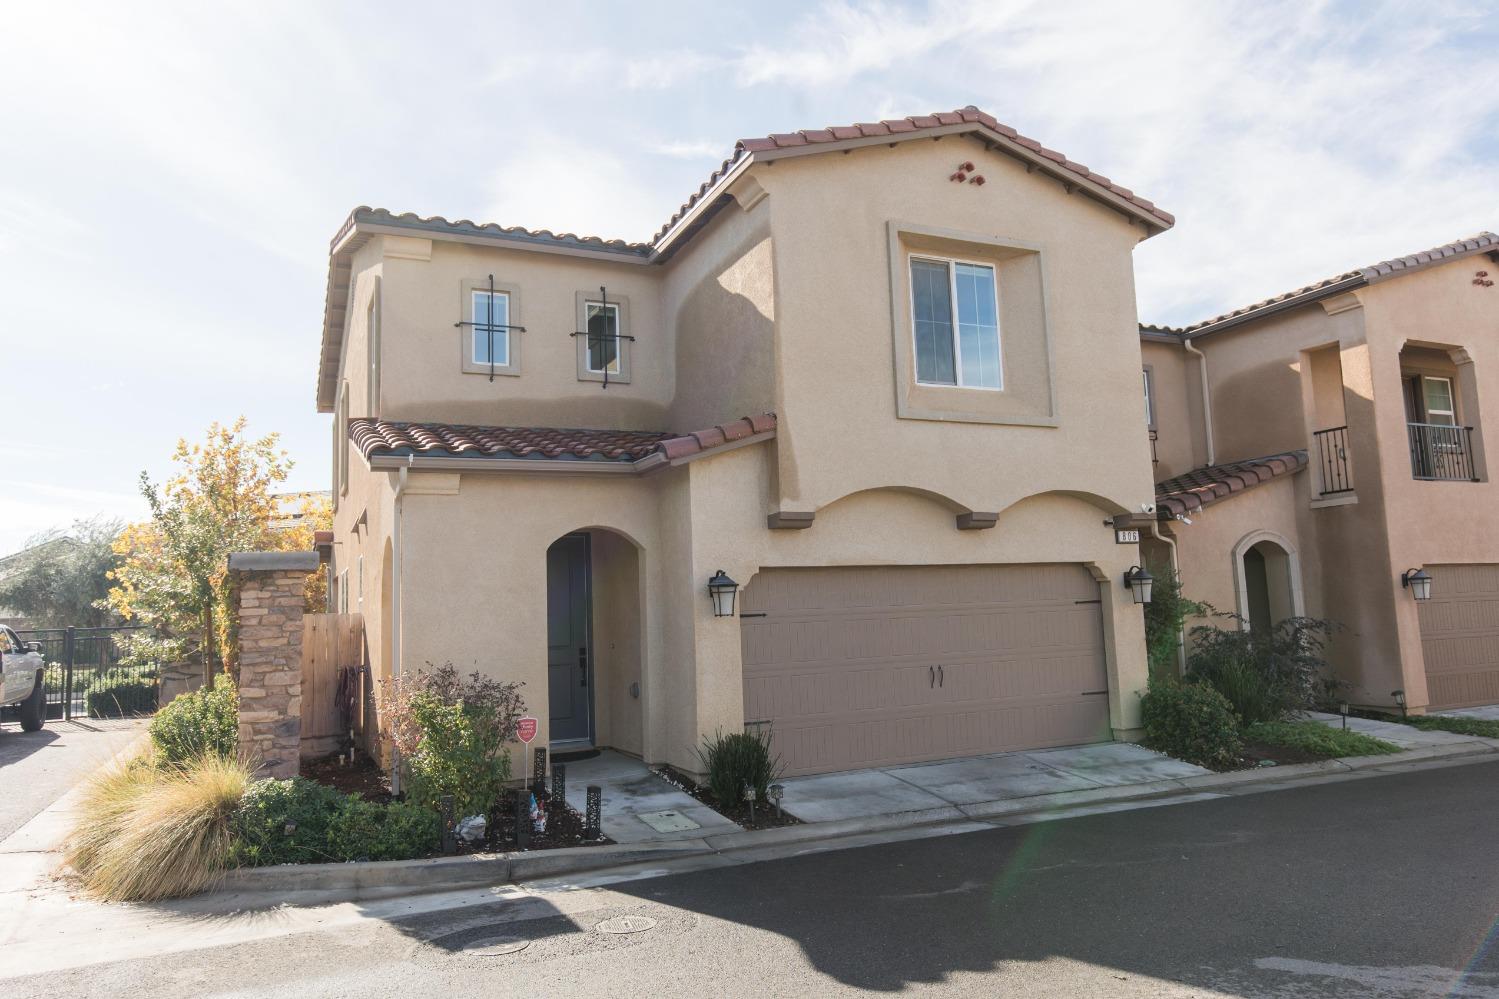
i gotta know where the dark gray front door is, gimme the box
[546,534,592,743]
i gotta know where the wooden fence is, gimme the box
[300,613,366,759]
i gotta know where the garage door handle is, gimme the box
[1081,689,1107,696]
[929,665,935,688]
[938,665,944,687]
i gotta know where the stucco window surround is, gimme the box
[1230,530,1305,632]
[886,222,1057,426]
[1142,365,1157,430]
[1399,342,1487,482]
[335,381,350,501]
[366,277,381,419]
[574,290,632,385]
[459,278,523,377]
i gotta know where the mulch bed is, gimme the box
[1234,740,1328,768]
[301,749,394,803]
[485,787,613,851]
[654,766,802,830]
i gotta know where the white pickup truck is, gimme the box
[0,625,46,731]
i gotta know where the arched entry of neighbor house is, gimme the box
[544,529,644,755]
[1232,532,1304,632]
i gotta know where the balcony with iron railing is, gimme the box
[1408,422,1479,482]
[1312,425,1353,496]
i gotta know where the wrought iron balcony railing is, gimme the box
[1312,425,1353,495]
[1408,422,1479,482]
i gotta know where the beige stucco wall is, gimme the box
[1140,338,1207,479]
[754,138,1158,520]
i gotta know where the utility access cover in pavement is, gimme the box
[458,937,530,956]
[597,916,657,935]
[636,810,700,833]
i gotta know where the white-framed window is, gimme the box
[337,570,349,613]
[1423,376,1456,426]
[366,287,380,418]
[1142,368,1156,427]
[356,555,364,610]
[336,381,349,499]
[584,301,621,374]
[472,289,510,367]
[910,255,1002,389]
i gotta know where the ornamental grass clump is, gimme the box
[67,753,251,902]
[697,728,783,808]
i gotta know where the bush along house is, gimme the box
[316,107,1175,779]
[1140,233,1499,714]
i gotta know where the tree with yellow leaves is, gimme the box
[108,418,312,685]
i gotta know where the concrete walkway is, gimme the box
[778,742,1208,823]
[561,751,739,844]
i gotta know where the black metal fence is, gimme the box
[16,626,157,721]
[1312,425,1353,495]
[1408,422,1479,482]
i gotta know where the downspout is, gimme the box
[1147,518,1188,677]
[389,456,411,795]
[1183,336,1216,466]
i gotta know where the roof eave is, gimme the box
[1183,275,1367,341]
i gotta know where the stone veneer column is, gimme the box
[228,552,319,779]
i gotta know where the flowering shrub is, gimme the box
[384,663,525,816]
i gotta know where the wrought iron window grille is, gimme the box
[571,285,636,389]
[452,273,527,381]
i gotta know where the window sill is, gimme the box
[1310,493,1358,510]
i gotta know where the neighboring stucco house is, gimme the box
[317,107,1174,778]
[1140,233,1499,713]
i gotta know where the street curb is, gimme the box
[188,738,1499,904]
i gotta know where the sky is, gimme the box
[1,0,1495,554]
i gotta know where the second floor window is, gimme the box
[473,289,511,366]
[911,256,1002,389]
[1422,376,1456,426]
[585,301,621,374]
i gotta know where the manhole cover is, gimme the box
[459,936,531,956]
[637,810,700,833]
[597,915,657,935]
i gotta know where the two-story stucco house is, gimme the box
[316,107,1174,778]
[1139,233,1499,714]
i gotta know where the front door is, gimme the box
[546,534,592,744]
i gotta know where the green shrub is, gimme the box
[1143,562,1203,678]
[384,663,525,817]
[1188,615,1338,724]
[697,728,783,807]
[1141,680,1243,770]
[326,797,439,862]
[230,777,439,866]
[150,679,238,764]
[229,777,345,866]
[85,670,158,718]
[1244,721,1401,758]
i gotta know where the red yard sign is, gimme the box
[515,717,538,744]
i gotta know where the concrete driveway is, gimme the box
[780,741,1207,823]
[0,716,148,843]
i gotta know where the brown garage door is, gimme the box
[1419,564,1499,709]
[740,564,1112,777]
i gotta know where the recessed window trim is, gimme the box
[907,253,1003,392]
[459,278,523,377]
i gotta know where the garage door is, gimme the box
[1418,564,1499,709]
[740,564,1112,777]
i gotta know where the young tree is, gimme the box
[109,419,293,684]
[274,493,333,613]
[0,517,123,628]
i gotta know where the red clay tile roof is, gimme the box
[349,415,775,466]
[1168,232,1499,336]
[1155,451,1307,520]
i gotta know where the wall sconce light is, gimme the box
[1401,568,1433,601]
[708,570,739,617]
[1123,565,1154,605]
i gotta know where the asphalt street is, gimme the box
[0,716,146,842]
[10,758,1499,997]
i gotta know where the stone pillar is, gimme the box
[229,552,318,779]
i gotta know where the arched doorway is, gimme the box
[1234,533,1302,632]
[545,529,644,754]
